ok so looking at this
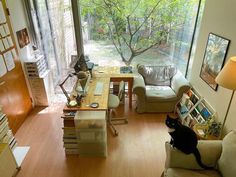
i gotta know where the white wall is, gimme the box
[6,0,34,104]
[6,0,33,61]
[190,0,236,134]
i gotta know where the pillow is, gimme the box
[218,130,236,177]
[137,65,176,86]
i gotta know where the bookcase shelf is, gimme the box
[175,88,216,128]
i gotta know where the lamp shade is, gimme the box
[215,56,236,90]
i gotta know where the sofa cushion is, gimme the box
[218,130,236,177]
[165,168,221,177]
[137,65,176,86]
[145,86,176,102]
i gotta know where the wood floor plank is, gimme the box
[14,100,170,177]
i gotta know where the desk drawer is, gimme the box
[78,141,107,157]
[76,128,106,142]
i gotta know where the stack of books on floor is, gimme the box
[0,111,17,150]
[61,111,79,154]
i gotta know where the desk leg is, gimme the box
[128,79,133,109]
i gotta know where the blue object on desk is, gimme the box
[120,66,132,73]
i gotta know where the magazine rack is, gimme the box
[175,88,216,127]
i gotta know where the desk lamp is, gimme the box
[76,71,90,96]
[215,56,236,136]
[59,73,81,107]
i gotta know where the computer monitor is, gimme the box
[73,54,88,73]
[72,54,94,74]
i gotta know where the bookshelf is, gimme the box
[0,111,17,150]
[0,143,18,177]
[0,110,29,169]
[175,88,216,128]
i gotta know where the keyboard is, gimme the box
[94,82,104,95]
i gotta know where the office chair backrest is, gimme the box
[118,81,125,101]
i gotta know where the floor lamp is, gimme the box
[215,56,236,137]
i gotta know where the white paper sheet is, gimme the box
[3,51,15,71]
[0,25,6,37]
[11,49,17,59]
[2,37,9,49]
[4,24,9,35]
[7,36,13,47]
[13,146,30,167]
[0,55,7,77]
[0,40,4,52]
[0,2,6,23]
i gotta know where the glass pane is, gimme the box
[80,0,204,75]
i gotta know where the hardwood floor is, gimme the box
[14,99,170,177]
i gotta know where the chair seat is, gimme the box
[165,168,221,177]
[108,94,120,108]
[145,86,177,102]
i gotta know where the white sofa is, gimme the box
[164,130,236,177]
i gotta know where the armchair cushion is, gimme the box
[218,130,236,177]
[146,86,176,102]
[137,65,176,86]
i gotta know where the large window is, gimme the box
[79,0,205,75]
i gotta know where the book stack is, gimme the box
[61,112,79,154]
[0,112,17,150]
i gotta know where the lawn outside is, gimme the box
[84,40,188,75]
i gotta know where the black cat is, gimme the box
[165,115,212,169]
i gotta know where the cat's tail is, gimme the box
[193,149,213,170]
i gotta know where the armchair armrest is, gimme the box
[132,74,146,98]
[165,140,222,170]
[171,71,190,98]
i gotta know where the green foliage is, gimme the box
[80,0,199,65]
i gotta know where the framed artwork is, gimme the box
[16,28,30,48]
[200,33,230,91]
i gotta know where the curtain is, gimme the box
[23,0,76,89]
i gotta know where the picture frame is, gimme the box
[200,33,230,91]
[16,28,30,48]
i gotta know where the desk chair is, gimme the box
[108,81,128,136]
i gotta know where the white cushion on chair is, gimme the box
[108,94,119,109]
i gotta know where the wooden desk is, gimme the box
[93,66,134,108]
[63,77,110,112]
